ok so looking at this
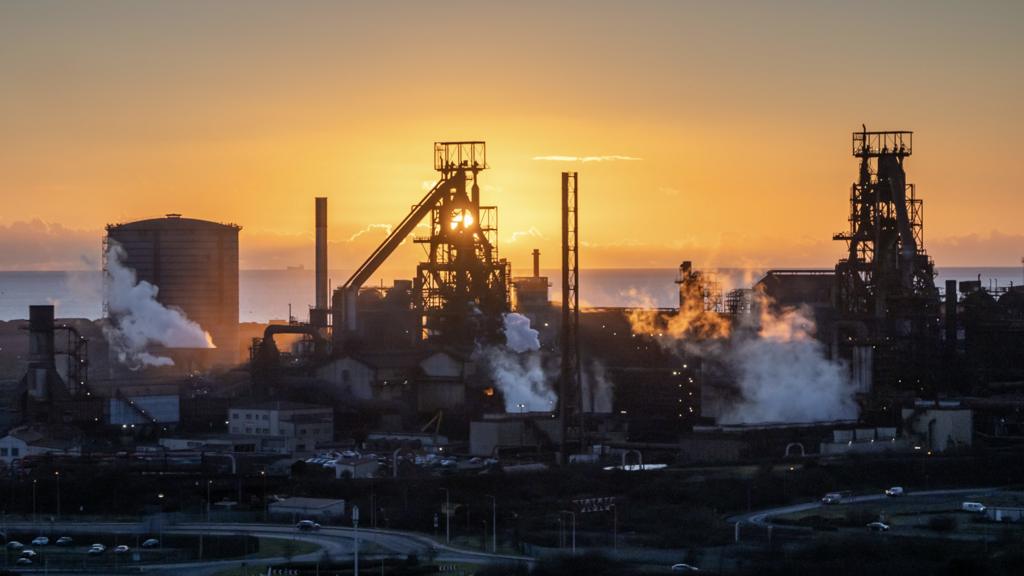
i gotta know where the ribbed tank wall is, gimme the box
[106,217,240,365]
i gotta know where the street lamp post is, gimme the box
[352,505,360,576]
[612,504,617,551]
[486,495,496,553]
[206,480,212,522]
[260,469,267,522]
[32,480,37,524]
[560,511,576,555]
[439,488,450,544]
[54,471,60,520]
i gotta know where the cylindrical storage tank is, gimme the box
[105,214,241,366]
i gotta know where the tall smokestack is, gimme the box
[532,249,540,278]
[945,279,957,351]
[315,197,328,312]
[26,305,57,401]
[28,305,56,368]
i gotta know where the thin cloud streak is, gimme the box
[532,155,643,163]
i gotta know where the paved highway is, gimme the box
[2,520,534,575]
[727,487,1000,527]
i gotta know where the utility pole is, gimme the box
[261,469,267,522]
[32,480,37,524]
[54,471,60,519]
[486,495,496,553]
[352,505,360,576]
[439,488,450,544]
[560,511,576,555]
[612,504,617,551]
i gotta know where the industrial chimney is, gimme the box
[25,305,60,402]
[532,249,541,278]
[314,197,328,327]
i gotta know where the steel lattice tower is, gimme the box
[560,171,583,458]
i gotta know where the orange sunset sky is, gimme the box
[1,1,1022,274]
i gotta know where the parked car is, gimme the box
[15,557,32,566]
[867,521,890,532]
[296,519,321,531]
[962,502,987,513]
[113,545,130,554]
[31,536,49,546]
[56,536,74,546]
[885,486,905,497]
[6,540,24,550]
[20,549,37,558]
[88,543,106,555]
[142,538,160,548]
[671,563,701,573]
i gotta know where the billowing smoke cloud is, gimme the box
[718,306,857,424]
[503,312,541,353]
[583,360,614,413]
[628,283,858,424]
[103,242,215,369]
[479,313,556,412]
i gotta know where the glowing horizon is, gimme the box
[2,1,1022,271]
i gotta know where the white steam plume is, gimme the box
[583,360,614,413]
[503,312,540,353]
[628,288,858,425]
[718,307,857,424]
[103,242,215,369]
[480,313,556,412]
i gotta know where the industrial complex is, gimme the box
[0,131,1023,573]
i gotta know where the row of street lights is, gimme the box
[437,489,498,553]
[29,471,61,524]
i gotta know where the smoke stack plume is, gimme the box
[479,313,557,412]
[103,241,214,369]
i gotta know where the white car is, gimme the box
[962,502,987,513]
[113,545,130,554]
[885,486,905,497]
[671,563,701,573]
[20,549,37,558]
[867,521,890,532]
[821,492,844,505]
[31,536,49,546]
[142,538,160,548]
[88,543,106,555]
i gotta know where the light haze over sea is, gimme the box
[1,267,1022,323]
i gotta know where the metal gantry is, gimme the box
[560,172,583,458]
[336,141,510,346]
[833,127,938,333]
[832,127,941,390]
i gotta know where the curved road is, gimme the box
[728,487,1000,527]
[3,520,534,575]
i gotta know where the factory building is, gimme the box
[315,350,473,412]
[105,214,241,366]
[227,401,334,453]
[0,426,81,464]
